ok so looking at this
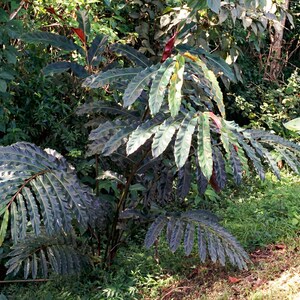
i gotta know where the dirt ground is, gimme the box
[158,242,300,300]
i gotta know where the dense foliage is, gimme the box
[0,0,299,281]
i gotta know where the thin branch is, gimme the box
[0,279,51,284]
[9,0,25,20]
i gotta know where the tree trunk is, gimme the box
[264,0,289,81]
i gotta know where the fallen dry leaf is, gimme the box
[228,276,241,284]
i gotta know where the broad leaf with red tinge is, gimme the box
[71,27,85,44]
[161,31,178,62]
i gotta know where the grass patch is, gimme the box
[219,172,300,250]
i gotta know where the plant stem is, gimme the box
[105,149,151,265]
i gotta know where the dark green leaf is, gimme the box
[250,139,281,180]
[102,126,134,156]
[88,35,108,66]
[83,67,143,88]
[248,130,300,152]
[167,217,176,245]
[184,222,195,255]
[145,216,167,248]
[77,10,90,38]
[23,187,41,236]
[0,79,7,92]
[196,161,208,195]
[42,62,71,76]
[216,237,226,266]
[235,135,265,180]
[40,249,48,278]
[10,202,19,243]
[17,194,27,240]
[31,253,38,279]
[170,219,184,253]
[21,32,82,53]
[229,145,243,185]
[123,64,159,107]
[24,257,30,280]
[276,148,299,174]
[110,44,152,67]
[177,161,191,199]
[197,226,207,263]
[212,146,226,189]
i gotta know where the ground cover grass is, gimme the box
[1,172,300,299]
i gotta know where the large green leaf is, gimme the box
[86,120,128,156]
[174,112,197,169]
[149,58,175,115]
[110,44,152,68]
[284,117,300,133]
[42,62,87,78]
[21,32,82,53]
[152,118,179,158]
[76,10,90,39]
[126,118,161,155]
[193,58,225,117]
[197,113,213,179]
[123,64,160,107]
[87,35,108,66]
[207,0,221,13]
[77,101,136,118]
[177,44,236,82]
[102,126,135,156]
[83,67,143,88]
[168,55,185,118]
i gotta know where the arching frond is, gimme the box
[5,233,91,279]
[0,142,96,244]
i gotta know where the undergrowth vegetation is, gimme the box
[2,172,300,299]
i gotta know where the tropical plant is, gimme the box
[0,1,299,279]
